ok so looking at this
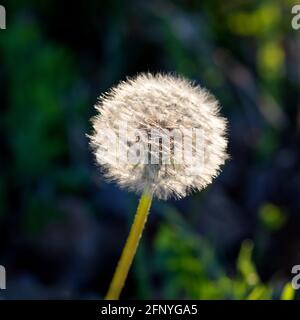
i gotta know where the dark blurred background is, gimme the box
[0,0,300,299]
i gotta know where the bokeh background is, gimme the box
[0,0,300,299]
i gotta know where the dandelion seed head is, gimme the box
[90,73,228,199]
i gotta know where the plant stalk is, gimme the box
[105,188,153,300]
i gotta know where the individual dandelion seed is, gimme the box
[89,73,228,299]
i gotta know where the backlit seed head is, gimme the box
[90,73,228,199]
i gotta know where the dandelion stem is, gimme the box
[105,187,153,300]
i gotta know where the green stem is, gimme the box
[105,188,153,300]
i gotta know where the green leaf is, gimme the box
[281,283,295,300]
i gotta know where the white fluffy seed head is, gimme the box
[90,73,228,200]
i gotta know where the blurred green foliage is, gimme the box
[0,17,89,231]
[1,19,71,178]
[153,209,291,299]
[259,203,286,231]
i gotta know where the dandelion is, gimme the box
[89,73,228,299]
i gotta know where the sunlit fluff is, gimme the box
[90,73,228,199]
